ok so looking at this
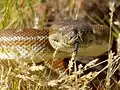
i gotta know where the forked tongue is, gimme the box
[74,39,79,54]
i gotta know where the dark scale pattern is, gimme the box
[90,25,110,44]
[0,29,52,48]
[0,29,54,59]
[52,19,93,39]
[52,19,93,33]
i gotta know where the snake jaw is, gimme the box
[66,35,78,44]
[49,32,77,53]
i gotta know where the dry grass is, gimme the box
[0,0,120,90]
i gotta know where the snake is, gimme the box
[0,28,71,64]
[49,20,111,56]
[0,20,111,70]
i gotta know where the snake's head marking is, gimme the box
[49,20,95,53]
[49,20,111,56]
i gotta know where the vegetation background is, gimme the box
[0,0,120,90]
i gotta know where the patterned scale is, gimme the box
[0,28,53,59]
[51,19,92,34]
[90,25,110,45]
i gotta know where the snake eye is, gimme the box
[89,40,92,42]
[58,27,63,33]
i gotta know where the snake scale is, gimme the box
[0,20,111,70]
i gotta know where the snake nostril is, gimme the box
[54,39,59,42]
[89,40,92,42]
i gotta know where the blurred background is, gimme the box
[0,0,120,31]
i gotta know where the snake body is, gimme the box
[0,28,70,63]
[0,20,111,64]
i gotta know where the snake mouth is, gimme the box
[49,32,94,53]
[49,34,77,53]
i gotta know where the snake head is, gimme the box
[49,20,95,53]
